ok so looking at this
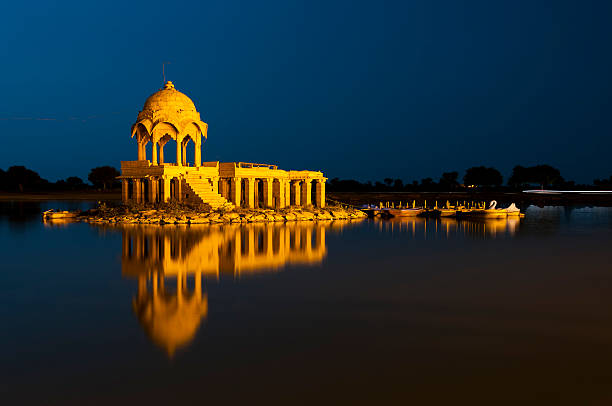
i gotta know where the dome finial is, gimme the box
[164,81,175,90]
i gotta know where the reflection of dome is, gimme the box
[133,292,208,357]
[141,81,197,113]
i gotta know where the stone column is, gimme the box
[152,141,158,165]
[301,180,312,207]
[182,140,187,166]
[121,179,129,202]
[195,137,201,167]
[148,177,157,203]
[263,178,273,209]
[253,179,260,208]
[134,179,142,203]
[274,179,285,209]
[176,138,182,167]
[245,178,255,208]
[315,179,326,208]
[159,141,165,164]
[220,179,229,199]
[162,177,171,202]
[291,181,301,206]
[230,177,241,206]
[285,180,291,207]
[176,178,183,201]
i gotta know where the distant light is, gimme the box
[523,190,612,195]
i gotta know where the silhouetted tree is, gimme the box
[88,166,120,191]
[383,178,393,188]
[594,176,612,188]
[393,179,404,190]
[439,171,459,190]
[2,166,49,192]
[463,166,502,187]
[508,164,563,189]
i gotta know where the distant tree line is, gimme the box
[0,163,610,193]
[329,164,610,193]
[0,166,120,192]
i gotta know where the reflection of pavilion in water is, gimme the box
[117,222,331,356]
[378,216,521,239]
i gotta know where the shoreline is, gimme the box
[328,191,612,207]
[0,191,122,201]
[72,204,367,225]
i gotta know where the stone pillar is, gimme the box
[291,181,301,206]
[152,141,158,165]
[262,178,273,209]
[148,177,157,203]
[182,140,187,166]
[176,178,183,201]
[230,178,241,206]
[134,179,142,203]
[245,178,255,208]
[121,179,129,202]
[195,138,201,167]
[285,180,291,207]
[159,141,165,164]
[176,139,182,167]
[315,179,326,208]
[301,180,312,207]
[220,179,229,199]
[273,179,285,209]
[162,177,171,202]
[253,179,260,208]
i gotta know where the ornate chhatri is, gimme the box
[120,81,326,209]
[130,81,208,166]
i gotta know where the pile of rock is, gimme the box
[83,206,367,225]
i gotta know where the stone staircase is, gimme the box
[184,174,232,209]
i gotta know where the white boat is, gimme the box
[504,203,522,217]
[466,201,508,219]
[42,210,79,220]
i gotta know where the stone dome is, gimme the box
[132,81,208,142]
[141,81,197,113]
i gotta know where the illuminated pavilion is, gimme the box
[120,81,326,209]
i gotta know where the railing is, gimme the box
[237,162,278,170]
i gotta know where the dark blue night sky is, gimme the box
[1,0,610,183]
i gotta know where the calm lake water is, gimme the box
[1,201,612,405]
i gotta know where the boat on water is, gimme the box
[42,210,79,220]
[438,208,457,217]
[386,208,425,217]
[465,200,511,219]
[504,203,523,217]
[436,201,457,217]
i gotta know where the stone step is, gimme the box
[184,178,232,209]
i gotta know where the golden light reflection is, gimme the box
[102,222,339,357]
[380,216,521,239]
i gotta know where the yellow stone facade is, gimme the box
[120,82,326,209]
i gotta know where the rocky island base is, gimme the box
[77,202,367,225]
